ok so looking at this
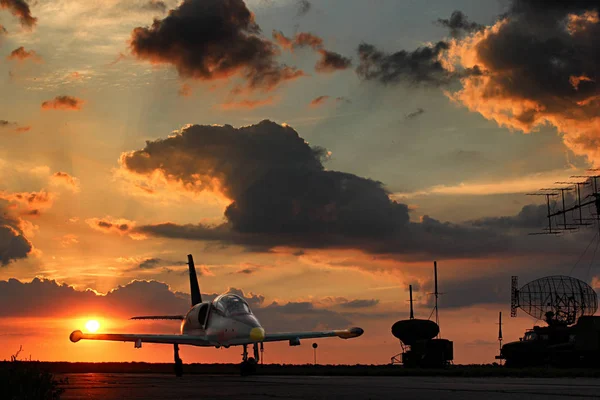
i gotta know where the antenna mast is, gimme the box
[409,285,414,320]
[434,261,440,337]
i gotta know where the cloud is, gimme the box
[137,257,187,269]
[218,96,275,110]
[393,168,581,198]
[120,120,511,259]
[129,0,304,92]
[0,201,33,266]
[292,32,323,50]
[338,299,380,309]
[443,1,600,162]
[0,190,54,214]
[41,96,84,111]
[405,108,425,120]
[296,0,311,16]
[309,95,330,107]
[178,83,192,97]
[60,234,79,248]
[0,120,27,133]
[436,11,484,38]
[272,30,351,73]
[0,278,356,331]
[6,47,41,62]
[86,217,145,240]
[470,203,549,230]
[315,49,352,73]
[141,0,167,13]
[0,0,37,29]
[50,172,80,193]
[356,41,457,86]
[14,126,31,133]
[335,97,351,104]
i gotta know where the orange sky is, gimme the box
[1,0,599,366]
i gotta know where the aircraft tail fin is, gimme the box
[188,254,202,306]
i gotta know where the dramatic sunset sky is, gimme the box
[1,0,599,365]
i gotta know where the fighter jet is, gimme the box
[69,254,364,375]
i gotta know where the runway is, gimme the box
[58,373,600,399]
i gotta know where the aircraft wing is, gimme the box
[69,330,210,346]
[262,327,364,343]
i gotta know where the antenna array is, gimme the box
[529,171,600,235]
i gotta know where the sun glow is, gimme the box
[85,320,100,333]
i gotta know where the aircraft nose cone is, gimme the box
[250,327,265,342]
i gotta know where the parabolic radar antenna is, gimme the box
[511,275,598,326]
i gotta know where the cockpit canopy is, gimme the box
[212,294,252,317]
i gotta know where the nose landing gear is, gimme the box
[174,343,183,377]
[240,343,260,376]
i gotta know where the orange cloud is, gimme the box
[272,30,351,73]
[178,83,192,97]
[0,190,54,213]
[41,96,84,111]
[442,7,600,162]
[50,172,80,193]
[86,217,146,240]
[272,31,323,52]
[0,0,37,29]
[218,96,276,110]
[60,234,79,248]
[6,46,41,62]
[272,30,293,51]
[310,95,330,107]
[15,125,31,133]
[0,120,29,133]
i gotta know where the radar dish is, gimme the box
[513,275,598,325]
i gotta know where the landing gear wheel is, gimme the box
[173,344,183,377]
[240,358,257,376]
[174,360,183,377]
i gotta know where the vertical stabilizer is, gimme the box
[187,254,202,306]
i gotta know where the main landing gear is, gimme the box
[240,343,261,376]
[174,344,183,377]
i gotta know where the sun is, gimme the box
[85,320,100,333]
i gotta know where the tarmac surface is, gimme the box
[58,373,600,400]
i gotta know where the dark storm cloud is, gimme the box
[0,201,33,266]
[356,41,453,86]
[129,0,304,92]
[446,0,600,161]
[259,301,352,331]
[296,0,311,16]
[138,257,187,269]
[122,120,513,259]
[0,0,36,28]
[339,299,379,309]
[436,11,484,37]
[315,49,352,73]
[470,204,549,230]
[405,108,425,120]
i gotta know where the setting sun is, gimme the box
[85,320,100,333]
